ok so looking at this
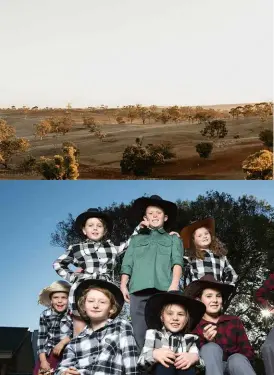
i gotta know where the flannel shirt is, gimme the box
[138,327,203,372]
[182,250,238,288]
[53,226,140,284]
[55,318,139,375]
[192,315,254,361]
[255,273,274,309]
[53,227,139,316]
[37,308,73,356]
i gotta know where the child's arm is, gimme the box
[53,336,71,356]
[174,337,202,370]
[55,343,80,375]
[169,236,184,290]
[235,318,255,361]
[222,256,238,285]
[53,245,78,283]
[255,273,274,309]
[120,241,135,302]
[115,224,141,255]
[120,322,140,375]
[37,314,50,370]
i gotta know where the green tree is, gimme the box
[259,129,273,148]
[201,120,228,139]
[195,142,213,158]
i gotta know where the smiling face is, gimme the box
[50,292,68,313]
[144,205,167,229]
[160,303,189,333]
[199,288,223,316]
[83,289,114,323]
[82,217,106,241]
[193,227,212,250]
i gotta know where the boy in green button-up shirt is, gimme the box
[120,195,184,352]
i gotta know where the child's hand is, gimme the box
[40,360,51,371]
[75,268,83,274]
[153,348,176,368]
[140,218,149,228]
[203,324,217,341]
[174,352,199,370]
[168,282,179,291]
[120,285,130,303]
[169,231,180,237]
[52,342,64,356]
[61,367,80,375]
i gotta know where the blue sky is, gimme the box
[0,180,273,330]
[0,0,272,108]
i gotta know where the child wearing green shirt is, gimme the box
[120,195,184,352]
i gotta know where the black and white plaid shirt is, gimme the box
[37,308,73,356]
[55,318,139,375]
[53,226,140,284]
[182,250,238,288]
[138,327,203,371]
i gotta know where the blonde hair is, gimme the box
[186,227,228,260]
[77,287,118,320]
[161,303,191,334]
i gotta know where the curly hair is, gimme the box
[186,227,228,260]
[77,286,118,321]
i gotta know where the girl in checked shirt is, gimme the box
[53,208,141,336]
[34,281,73,375]
[180,218,238,289]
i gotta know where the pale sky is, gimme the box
[0,0,272,108]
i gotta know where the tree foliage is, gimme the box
[259,129,273,148]
[242,150,273,180]
[195,142,213,158]
[201,120,228,139]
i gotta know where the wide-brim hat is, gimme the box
[131,195,177,227]
[184,275,235,305]
[145,291,206,332]
[180,217,215,249]
[38,280,70,307]
[75,208,113,235]
[74,279,124,319]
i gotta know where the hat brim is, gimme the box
[184,279,234,306]
[74,279,124,319]
[75,211,113,235]
[132,197,177,227]
[38,281,70,307]
[145,292,206,332]
[180,218,215,249]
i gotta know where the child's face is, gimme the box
[84,289,113,323]
[199,288,222,315]
[50,292,68,313]
[161,304,188,333]
[144,205,167,229]
[82,217,105,241]
[193,227,211,249]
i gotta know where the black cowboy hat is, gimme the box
[145,291,206,332]
[184,275,235,306]
[180,218,215,250]
[131,195,177,227]
[75,208,113,235]
[74,279,124,319]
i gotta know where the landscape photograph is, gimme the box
[0,0,272,180]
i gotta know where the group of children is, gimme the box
[34,194,274,375]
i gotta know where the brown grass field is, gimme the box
[0,105,272,180]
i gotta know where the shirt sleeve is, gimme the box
[120,239,135,276]
[115,225,141,255]
[120,322,139,375]
[55,342,81,375]
[52,245,78,283]
[188,337,205,367]
[138,329,157,370]
[171,235,184,269]
[255,274,274,309]
[222,256,238,285]
[236,318,254,361]
[191,323,208,349]
[37,313,48,355]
